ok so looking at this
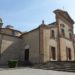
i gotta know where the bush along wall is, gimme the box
[8,60,18,68]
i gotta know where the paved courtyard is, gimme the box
[0,68,74,75]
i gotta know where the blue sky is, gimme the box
[0,0,75,32]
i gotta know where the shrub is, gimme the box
[8,60,18,68]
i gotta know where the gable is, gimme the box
[54,9,74,24]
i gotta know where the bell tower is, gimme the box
[0,18,3,28]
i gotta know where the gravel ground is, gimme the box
[0,68,74,75]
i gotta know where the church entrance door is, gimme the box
[24,49,29,61]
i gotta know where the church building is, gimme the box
[0,9,75,65]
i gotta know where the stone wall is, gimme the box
[58,19,72,39]
[21,28,40,64]
[58,18,74,61]
[43,28,58,62]
[0,34,22,64]
[60,38,74,61]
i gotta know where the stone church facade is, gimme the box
[0,9,75,65]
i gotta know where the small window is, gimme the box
[51,30,55,38]
[61,29,65,37]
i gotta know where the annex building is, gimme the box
[0,9,75,65]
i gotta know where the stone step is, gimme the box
[34,61,75,72]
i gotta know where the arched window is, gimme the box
[61,29,65,37]
[51,30,55,38]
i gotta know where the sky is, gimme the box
[0,0,75,32]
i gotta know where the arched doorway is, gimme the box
[66,47,71,61]
[24,45,30,61]
[25,49,29,61]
